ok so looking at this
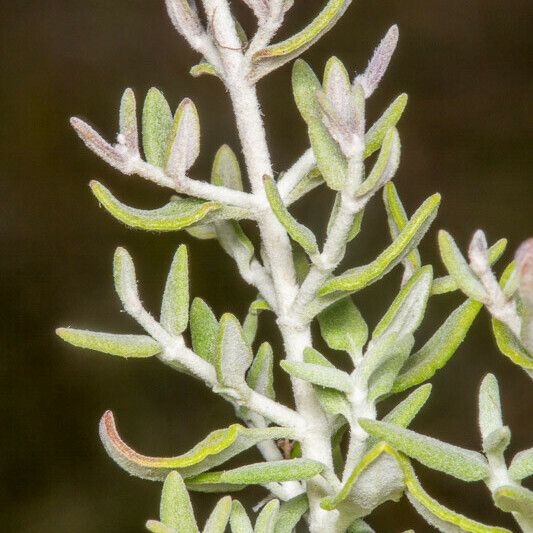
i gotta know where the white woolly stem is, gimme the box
[277,148,317,202]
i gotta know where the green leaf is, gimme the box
[230,500,253,533]
[393,299,483,392]
[160,245,189,336]
[263,175,319,255]
[203,496,233,533]
[216,221,255,273]
[318,297,368,361]
[274,494,308,533]
[190,60,219,79]
[159,471,199,532]
[348,521,375,533]
[90,181,221,231]
[292,59,322,123]
[99,411,295,481]
[247,342,275,400]
[113,246,139,310]
[212,145,243,191]
[186,473,247,494]
[242,299,266,347]
[280,359,353,393]
[56,328,160,358]
[146,520,176,533]
[320,194,440,295]
[142,88,173,167]
[216,313,254,389]
[166,98,200,175]
[509,447,533,481]
[478,374,510,454]
[185,224,217,240]
[491,318,533,369]
[254,499,279,533]
[285,167,324,206]
[365,94,408,158]
[382,384,433,428]
[190,297,219,364]
[372,266,433,340]
[493,485,533,517]
[438,230,487,302]
[119,88,138,152]
[359,333,406,386]
[359,419,490,482]
[252,0,353,79]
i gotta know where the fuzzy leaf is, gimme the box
[281,360,353,393]
[230,500,253,533]
[318,297,368,361]
[142,88,173,167]
[320,194,440,295]
[438,230,487,302]
[99,411,295,481]
[509,447,533,481]
[348,521,375,533]
[212,144,243,191]
[383,384,433,428]
[90,181,221,231]
[216,314,254,389]
[493,485,533,517]
[146,521,176,533]
[119,88,139,152]
[190,61,219,79]
[393,299,483,392]
[323,56,353,120]
[364,94,408,158]
[247,342,275,400]
[190,298,219,364]
[327,194,365,243]
[478,374,507,454]
[252,0,353,79]
[274,494,308,533]
[216,222,255,278]
[113,246,140,311]
[160,471,199,532]
[491,318,533,369]
[203,496,233,533]
[263,175,319,255]
[254,499,279,533]
[185,473,247,494]
[285,167,324,206]
[56,328,160,358]
[161,245,189,336]
[359,419,490,481]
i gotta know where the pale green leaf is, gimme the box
[318,297,368,361]
[142,88,173,167]
[190,297,219,364]
[478,374,507,453]
[393,299,483,392]
[254,499,279,533]
[509,447,533,481]
[160,471,199,532]
[90,181,221,231]
[161,245,189,336]
[216,221,255,273]
[203,496,233,533]
[491,318,533,369]
[146,520,176,533]
[186,224,217,240]
[263,175,319,255]
[230,500,253,533]
[166,98,200,175]
[493,485,533,517]
[212,144,243,191]
[186,473,247,494]
[113,246,139,310]
[347,520,375,533]
[190,61,219,78]
[247,342,275,400]
[280,360,353,393]
[319,194,440,295]
[285,167,324,206]
[292,59,322,123]
[359,419,490,481]
[274,494,308,533]
[119,88,138,152]
[56,328,160,358]
[382,384,432,428]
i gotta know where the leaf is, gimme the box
[280,360,353,393]
[274,494,308,533]
[186,473,247,494]
[493,485,533,517]
[393,299,483,392]
[285,167,324,206]
[347,520,375,533]
[323,57,353,118]
[491,318,533,369]
[247,342,275,400]
[216,221,255,273]
[327,194,365,243]
[190,297,219,364]
[56,328,160,358]
[190,61,219,79]
[359,332,403,386]
[364,93,408,158]
[320,194,440,295]
[263,175,319,255]
[90,181,222,231]
[438,230,487,302]
[166,98,200,176]
[216,314,254,389]
[318,297,368,361]
[99,411,295,481]
[146,520,176,533]
[119,87,139,152]
[160,245,189,336]
[254,499,279,533]
[382,384,433,428]
[142,88,173,167]
[252,0,353,80]
[230,500,254,533]
[159,471,199,533]
[203,496,233,533]
[359,419,490,482]
[113,246,140,311]
[478,374,508,454]
[372,266,433,341]
[509,447,533,481]
[212,144,243,191]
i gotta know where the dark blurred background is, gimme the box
[1,1,531,531]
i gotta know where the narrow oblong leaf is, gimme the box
[491,318,533,369]
[185,472,247,493]
[359,419,490,481]
[383,384,433,428]
[146,520,176,533]
[263,175,319,256]
[320,194,440,295]
[190,297,218,363]
[364,93,408,158]
[113,247,140,311]
[254,499,279,533]
[212,144,243,191]
[90,181,222,231]
[247,342,275,400]
[274,494,308,533]
[203,496,233,533]
[393,299,483,392]
[230,500,253,533]
[160,245,189,336]
[318,297,368,361]
[119,88,139,152]
[509,447,533,481]
[160,471,199,532]
[56,328,160,358]
[142,88,174,167]
[493,485,533,517]
[478,373,505,452]
[281,360,353,393]
[99,411,295,481]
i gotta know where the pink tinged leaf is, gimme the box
[165,0,205,40]
[357,25,399,98]
[70,117,127,172]
[468,229,489,274]
[324,58,355,126]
